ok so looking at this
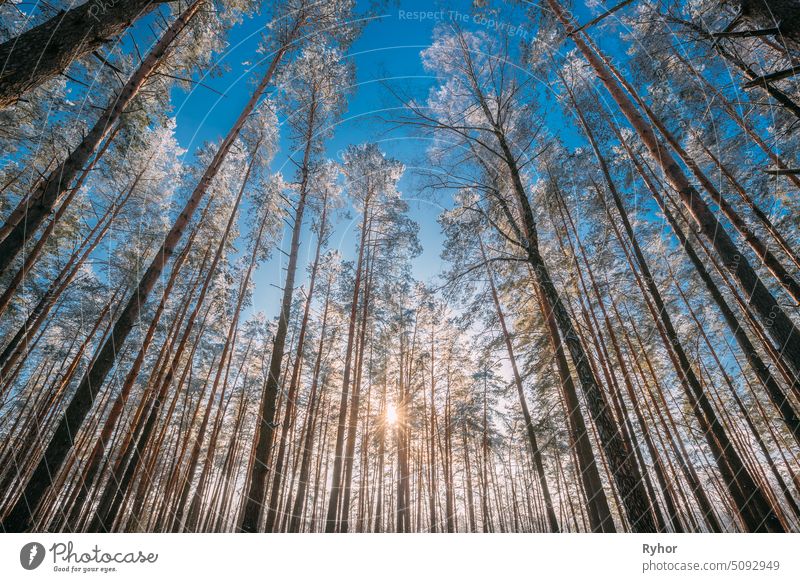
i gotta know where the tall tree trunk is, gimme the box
[325,193,372,532]
[456,39,652,529]
[288,281,332,532]
[672,49,800,192]
[616,74,800,306]
[478,238,560,532]
[0,125,120,320]
[91,153,248,530]
[462,424,477,532]
[0,179,134,381]
[564,85,785,531]
[610,121,800,444]
[481,377,490,533]
[340,252,374,532]
[427,325,437,532]
[240,124,312,532]
[63,219,200,531]
[263,130,327,532]
[166,155,256,532]
[0,0,175,109]
[552,182,684,532]
[695,139,800,274]
[504,142,653,531]
[533,283,616,531]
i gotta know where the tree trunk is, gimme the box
[324,194,371,532]
[288,282,332,532]
[0,0,175,109]
[479,238,560,532]
[498,132,654,530]
[609,121,800,444]
[240,133,311,532]
[262,127,327,532]
[340,252,374,532]
[92,158,247,530]
[547,0,800,380]
[564,86,785,531]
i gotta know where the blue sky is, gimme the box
[162,0,603,316]
[3,0,629,320]
[165,0,456,315]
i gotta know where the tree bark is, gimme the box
[239,136,311,532]
[564,86,785,531]
[479,238,560,532]
[0,0,176,109]
[262,112,326,533]
[288,282,332,532]
[324,193,371,532]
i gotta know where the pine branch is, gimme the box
[568,0,637,35]
[711,27,780,39]
[764,167,800,175]
[744,66,800,88]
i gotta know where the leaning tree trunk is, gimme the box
[162,155,255,532]
[0,0,175,109]
[454,38,646,529]
[239,140,311,533]
[0,131,122,321]
[0,180,133,381]
[607,118,800,445]
[672,49,800,192]
[600,54,800,307]
[63,234,193,531]
[565,87,785,532]
[89,272,216,532]
[493,126,656,532]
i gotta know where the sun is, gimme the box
[386,403,398,426]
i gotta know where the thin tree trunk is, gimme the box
[548,0,800,380]
[263,133,327,532]
[288,280,332,532]
[479,237,559,532]
[325,192,372,532]
[340,250,374,532]
[606,117,800,443]
[563,84,785,531]
[240,119,312,532]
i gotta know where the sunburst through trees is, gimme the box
[0,0,799,533]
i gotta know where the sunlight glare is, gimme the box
[386,403,398,426]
